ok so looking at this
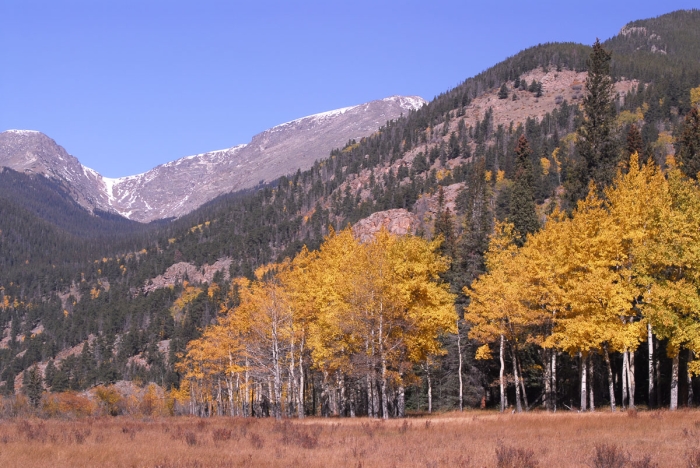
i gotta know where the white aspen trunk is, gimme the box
[349,384,356,417]
[628,349,636,408]
[289,340,296,418]
[371,372,380,417]
[580,353,587,412]
[457,320,464,412]
[622,351,629,409]
[217,378,223,416]
[603,344,616,412]
[365,336,374,418]
[298,335,305,419]
[588,354,595,412]
[648,324,655,409]
[397,385,405,418]
[244,356,250,417]
[543,348,552,411]
[236,373,241,416]
[268,378,275,418]
[339,373,346,417]
[427,361,433,414]
[366,374,374,417]
[671,353,679,411]
[517,354,529,411]
[499,335,505,413]
[379,313,389,420]
[688,350,694,407]
[551,351,557,412]
[655,339,661,406]
[512,348,523,413]
[272,336,282,419]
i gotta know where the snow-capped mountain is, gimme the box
[0,96,425,222]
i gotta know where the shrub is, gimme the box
[687,448,700,468]
[184,431,197,446]
[95,385,124,416]
[630,454,658,468]
[249,432,264,449]
[591,444,629,468]
[41,392,96,418]
[212,428,232,443]
[495,443,539,468]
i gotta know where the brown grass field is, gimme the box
[0,410,699,467]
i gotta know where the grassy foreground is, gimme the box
[0,410,698,467]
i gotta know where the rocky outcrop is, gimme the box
[352,208,419,242]
[143,258,232,293]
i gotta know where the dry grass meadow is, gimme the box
[0,410,699,467]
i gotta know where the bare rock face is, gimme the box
[0,130,111,211]
[0,95,425,223]
[352,208,419,242]
[143,258,233,294]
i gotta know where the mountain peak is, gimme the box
[0,96,425,222]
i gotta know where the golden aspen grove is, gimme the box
[466,154,700,413]
[176,229,456,419]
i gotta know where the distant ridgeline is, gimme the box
[0,9,699,417]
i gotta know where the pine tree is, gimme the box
[575,39,618,194]
[676,107,700,179]
[626,124,643,158]
[498,83,509,100]
[509,135,539,243]
[24,365,43,407]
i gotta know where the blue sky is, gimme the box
[1,1,697,177]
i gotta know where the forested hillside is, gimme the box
[1,9,699,417]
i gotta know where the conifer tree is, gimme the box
[626,124,643,157]
[24,365,43,407]
[575,39,618,194]
[498,83,509,100]
[509,135,539,243]
[676,107,700,179]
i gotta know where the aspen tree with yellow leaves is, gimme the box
[177,228,455,418]
[466,154,700,412]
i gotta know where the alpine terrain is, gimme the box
[0,95,425,222]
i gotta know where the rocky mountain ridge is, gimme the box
[0,95,425,222]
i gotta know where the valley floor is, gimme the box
[0,409,696,467]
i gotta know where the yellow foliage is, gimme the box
[342,143,360,153]
[484,171,492,182]
[475,344,492,360]
[496,170,505,182]
[692,86,700,107]
[90,287,100,299]
[540,158,551,176]
[177,227,456,415]
[436,169,451,181]
[465,154,700,370]
[95,385,124,416]
[171,285,203,317]
[616,108,644,127]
